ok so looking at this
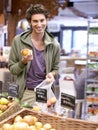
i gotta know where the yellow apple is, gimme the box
[0,97,9,105]
[13,122,29,130]
[43,123,52,130]
[35,121,43,129]
[2,123,13,130]
[32,106,40,111]
[23,115,35,125]
[14,115,23,122]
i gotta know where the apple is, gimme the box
[49,97,57,104]
[23,115,35,125]
[32,106,40,111]
[2,123,13,130]
[14,115,23,122]
[13,122,29,130]
[0,97,9,105]
[35,121,43,129]
[29,125,37,130]
[40,128,46,130]
[43,123,52,129]
[0,104,8,111]
[21,48,32,57]
[47,97,57,107]
[33,116,38,123]
[47,100,52,107]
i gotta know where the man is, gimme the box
[8,4,60,105]
[74,68,98,99]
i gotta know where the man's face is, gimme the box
[30,14,47,34]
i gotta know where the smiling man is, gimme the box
[8,4,60,105]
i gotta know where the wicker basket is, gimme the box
[0,108,67,129]
[66,118,98,130]
[0,101,21,122]
[0,108,98,130]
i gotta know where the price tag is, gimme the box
[8,83,19,97]
[36,88,47,103]
[61,92,75,110]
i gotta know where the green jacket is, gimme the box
[8,29,60,99]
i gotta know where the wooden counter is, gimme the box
[60,56,86,67]
[60,56,87,74]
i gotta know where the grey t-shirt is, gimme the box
[26,47,46,89]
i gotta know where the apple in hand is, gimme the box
[21,48,32,57]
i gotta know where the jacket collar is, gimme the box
[44,30,54,46]
[20,29,54,47]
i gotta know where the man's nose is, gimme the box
[37,21,42,26]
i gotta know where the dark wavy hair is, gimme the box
[26,4,49,22]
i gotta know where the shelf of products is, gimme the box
[85,19,98,121]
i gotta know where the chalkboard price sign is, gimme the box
[36,88,47,103]
[8,83,19,97]
[61,92,75,110]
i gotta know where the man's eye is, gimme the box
[33,21,37,23]
[41,19,44,22]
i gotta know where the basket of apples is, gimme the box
[0,96,21,122]
[0,108,67,130]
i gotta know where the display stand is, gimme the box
[85,19,98,121]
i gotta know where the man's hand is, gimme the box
[21,48,33,64]
[45,72,54,83]
[21,54,33,64]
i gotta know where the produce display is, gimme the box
[0,96,17,115]
[21,96,57,112]
[87,62,98,70]
[0,94,21,123]
[0,113,56,130]
[89,51,98,57]
[85,20,98,122]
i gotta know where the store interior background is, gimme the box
[0,0,98,119]
[0,0,98,77]
[0,0,98,56]
[0,0,98,87]
[0,0,98,58]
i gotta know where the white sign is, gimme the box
[0,26,4,48]
[2,25,7,34]
[3,46,11,59]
